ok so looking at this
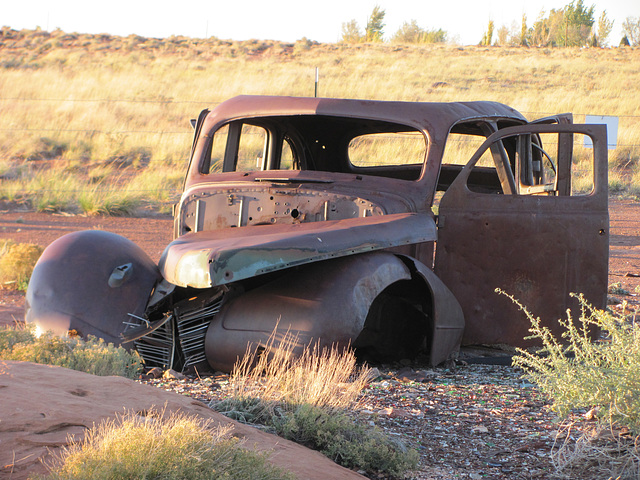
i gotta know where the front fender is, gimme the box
[159,212,436,288]
[25,230,161,346]
[203,251,413,372]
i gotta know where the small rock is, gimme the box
[584,407,598,420]
[146,367,163,379]
[472,426,489,434]
[163,369,185,380]
[367,367,382,381]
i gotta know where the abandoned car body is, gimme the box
[26,95,609,372]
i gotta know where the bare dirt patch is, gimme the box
[1,200,639,479]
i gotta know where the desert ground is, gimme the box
[1,200,639,479]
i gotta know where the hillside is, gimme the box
[0,27,639,213]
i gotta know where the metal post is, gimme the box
[315,67,319,98]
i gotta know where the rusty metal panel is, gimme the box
[204,252,414,372]
[434,124,609,346]
[159,212,436,288]
[26,231,161,346]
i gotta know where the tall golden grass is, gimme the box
[1,27,639,212]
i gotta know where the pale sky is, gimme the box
[1,0,638,46]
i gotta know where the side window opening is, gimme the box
[440,130,506,194]
[236,124,269,172]
[348,132,426,167]
[280,137,297,170]
[201,122,302,174]
[347,130,426,181]
[201,123,228,174]
[460,130,595,197]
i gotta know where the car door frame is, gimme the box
[433,123,609,346]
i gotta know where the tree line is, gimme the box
[341,1,640,47]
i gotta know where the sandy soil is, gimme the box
[1,201,639,479]
[1,199,639,325]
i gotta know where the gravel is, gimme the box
[140,359,577,479]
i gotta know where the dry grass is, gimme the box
[39,409,295,480]
[226,330,371,412]
[0,240,43,290]
[1,28,640,212]
[211,330,418,477]
[552,422,640,479]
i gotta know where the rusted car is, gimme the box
[26,96,609,372]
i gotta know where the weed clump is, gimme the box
[0,240,42,291]
[211,332,418,477]
[513,294,640,430]
[0,325,142,379]
[510,292,640,479]
[37,410,294,480]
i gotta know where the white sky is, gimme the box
[1,1,638,46]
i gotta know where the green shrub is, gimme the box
[0,241,43,291]
[273,403,419,476]
[608,282,631,295]
[0,326,142,379]
[512,293,640,433]
[37,410,295,480]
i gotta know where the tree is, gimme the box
[480,20,494,45]
[365,6,385,42]
[421,28,447,44]
[530,1,595,47]
[560,0,595,46]
[496,25,509,46]
[341,20,363,43]
[596,11,613,47]
[520,13,529,46]
[391,20,447,44]
[392,20,422,44]
[622,16,640,46]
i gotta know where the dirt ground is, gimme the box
[1,200,639,479]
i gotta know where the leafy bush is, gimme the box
[511,293,640,479]
[0,325,142,379]
[211,331,418,477]
[0,241,43,291]
[37,410,294,480]
[512,293,640,432]
[273,403,419,476]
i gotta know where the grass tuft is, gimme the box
[211,331,418,477]
[0,241,43,291]
[37,410,295,480]
[0,324,143,379]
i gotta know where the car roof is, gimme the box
[205,95,527,135]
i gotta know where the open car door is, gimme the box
[434,123,609,346]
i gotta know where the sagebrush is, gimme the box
[512,294,640,431]
[0,325,142,378]
[511,292,640,479]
